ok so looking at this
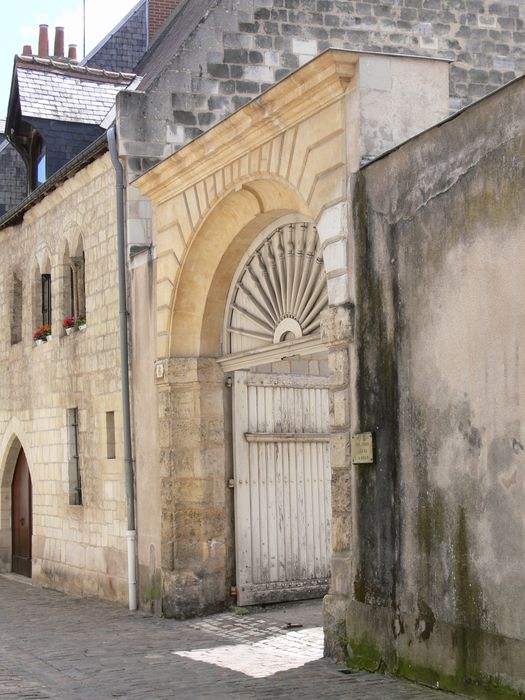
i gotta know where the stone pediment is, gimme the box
[134,49,358,204]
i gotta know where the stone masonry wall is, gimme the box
[0,153,129,603]
[119,0,525,178]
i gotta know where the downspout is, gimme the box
[107,124,137,611]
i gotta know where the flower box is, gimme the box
[33,324,52,343]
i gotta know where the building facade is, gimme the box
[0,1,524,698]
[0,148,130,600]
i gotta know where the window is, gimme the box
[11,273,22,345]
[67,408,82,506]
[37,149,47,185]
[106,411,116,459]
[32,260,52,337]
[41,273,51,326]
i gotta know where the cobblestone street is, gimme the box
[0,575,445,699]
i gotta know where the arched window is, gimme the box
[64,237,86,323]
[32,257,52,339]
[41,272,51,326]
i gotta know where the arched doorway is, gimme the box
[11,449,32,577]
[219,219,331,605]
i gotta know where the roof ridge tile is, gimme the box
[16,54,136,83]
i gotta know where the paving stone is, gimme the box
[0,575,447,699]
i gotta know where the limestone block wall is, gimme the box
[119,0,524,178]
[0,154,129,603]
[344,76,525,696]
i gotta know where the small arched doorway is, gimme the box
[219,218,331,605]
[11,448,32,577]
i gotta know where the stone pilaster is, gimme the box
[155,356,232,617]
[320,303,354,659]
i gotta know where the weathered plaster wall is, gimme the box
[344,76,525,697]
[0,154,129,603]
[119,0,524,179]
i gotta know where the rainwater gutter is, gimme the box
[107,125,137,611]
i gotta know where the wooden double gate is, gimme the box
[233,370,331,605]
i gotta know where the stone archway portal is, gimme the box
[223,221,332,605]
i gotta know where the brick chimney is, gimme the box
[147,0,179,45]
[38,24,49,57]
[22,45,32,56]
[68,44,78,61]
[53,27,65,58]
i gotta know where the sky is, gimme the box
[0,0,139,118]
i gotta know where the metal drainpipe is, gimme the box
[107,125,137,611]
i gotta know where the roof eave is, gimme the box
[0,131,109,231]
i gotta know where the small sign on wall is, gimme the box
[351,432,374,464]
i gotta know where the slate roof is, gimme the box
[82,0,147,74]
[15,56,136,125]
[0,119,7,150]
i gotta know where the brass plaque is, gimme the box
[351,432,374,464]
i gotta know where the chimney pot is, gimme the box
[54,26,65,58]
[68,44,78,61]
[22,44,32,56]
[38,24,49,57]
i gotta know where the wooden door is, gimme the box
[233,370,331,605]
[12,449,32,577]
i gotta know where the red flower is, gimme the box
[33,324,51,340]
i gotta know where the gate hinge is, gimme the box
[228,478,235,488]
